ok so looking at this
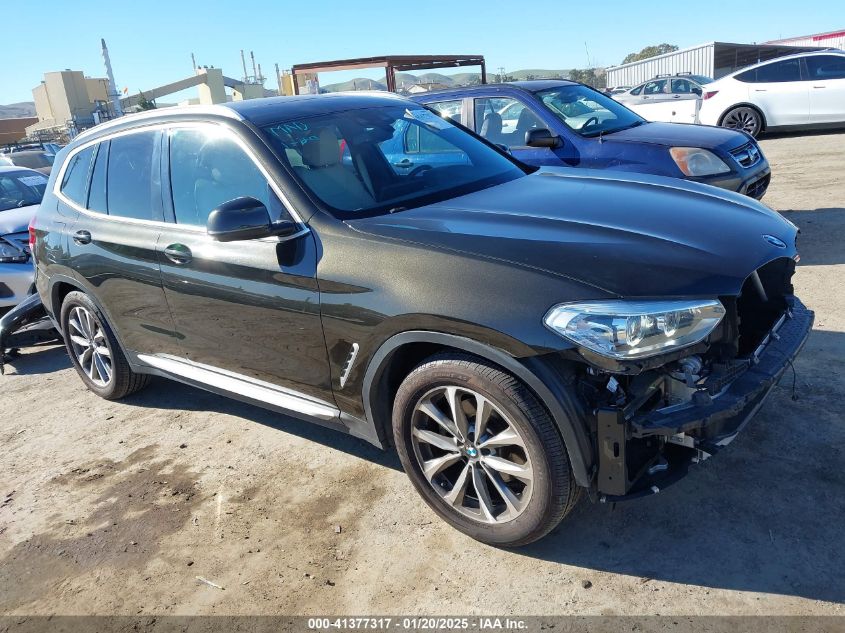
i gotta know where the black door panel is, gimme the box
[158,228,332,402]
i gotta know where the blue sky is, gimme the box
[2,0,842,104]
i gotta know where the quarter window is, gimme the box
[107,131,159,221]
[60,146,96,206]
[169,127,277,226]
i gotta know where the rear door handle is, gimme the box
[813,85,826,88]
[163,244,192,265]
[393,158,413,167]
[73,230,91,245]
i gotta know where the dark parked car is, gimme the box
[28,94,811,546]
[412,80,772,199]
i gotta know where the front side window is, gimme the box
[474,97,543,148]
[0,170,47,212]
[629,85,643,96]
[169,127,278,226]
[107,131,159,221]
[428,100,462,122]
[537,84,645,136]
[260,105,525,218]
[642,79,667,95]
[60,145,96,206]
[805,55,845,80]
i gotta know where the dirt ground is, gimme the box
[1,131,844,617]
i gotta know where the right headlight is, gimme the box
[669,147,731,177]
[544,299,726,360]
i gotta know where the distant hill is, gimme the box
[0,102,36,118]
[321,69,571,93]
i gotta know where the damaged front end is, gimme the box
[569,258,814,501]
[0,292,60,374]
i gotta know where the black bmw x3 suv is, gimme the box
[30,93,812,546]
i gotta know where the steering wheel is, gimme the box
[409,164,433,178]
[582,116,600,129]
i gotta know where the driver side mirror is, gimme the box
[525,128,562,149]
[207,197,297,242]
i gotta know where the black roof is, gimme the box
[224,92,412,125]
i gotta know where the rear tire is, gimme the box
[60,291,150,400]
[721,106,763,137]
[392,352,581,546]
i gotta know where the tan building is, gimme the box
[27,70,111,136]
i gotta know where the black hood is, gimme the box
[607,121,750,151]
[349,168,797,298]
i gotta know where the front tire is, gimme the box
[60,291,150,399]
[721,106,763,137]
[392,353,580,546]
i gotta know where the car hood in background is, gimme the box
[0,204,38,235]
[607,121,750,150]
[349,168,796,298]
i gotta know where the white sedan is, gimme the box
[698,51,845,137]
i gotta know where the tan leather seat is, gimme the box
[298,128,375,210]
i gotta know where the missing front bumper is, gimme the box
[595,296,814,499]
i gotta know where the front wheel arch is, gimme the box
[362,331,594,487]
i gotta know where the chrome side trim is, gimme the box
[54,120,305,224]
[339,342,360,389]
[136,353,339,420]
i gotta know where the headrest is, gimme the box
[301,128,340,168]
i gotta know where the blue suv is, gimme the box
[412,80,771,199]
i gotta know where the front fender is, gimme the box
[362,330,594,487]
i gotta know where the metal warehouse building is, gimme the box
[765,28,845,50]
[605,41,824,87]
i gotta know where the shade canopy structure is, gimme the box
[290,55,487,94]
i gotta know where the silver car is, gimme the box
[0,166,45,308]
[615,74,712,106]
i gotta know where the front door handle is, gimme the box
[163,244,192,265]
[813,85,826,89]
[393,158,413,168]
[73,230,91,245]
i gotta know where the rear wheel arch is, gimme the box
[362,331,594,487]
[718,103,767,132]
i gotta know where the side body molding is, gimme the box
[362,331,594,487]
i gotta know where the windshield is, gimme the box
[11,152,54,169]
[535,85,645,137]
[260,105,526,219]
[0,170,47,212]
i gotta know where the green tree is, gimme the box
[622,43,679,65]
[136,92,156,111]
[568,68,606,89]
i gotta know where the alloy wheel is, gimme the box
[723,108,760,136]
[410,386,534,524]
[67,306,113,387]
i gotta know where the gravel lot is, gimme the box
[1,131,844,617]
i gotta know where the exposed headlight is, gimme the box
[669,147,731,177]
[544,300,726,360]
[0,238,27,264]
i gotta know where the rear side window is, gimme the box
[806,55,845,80]
[107,131,159,220]
[87,141,109,213]
[60,146,96,206]
[754,59,802,83]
